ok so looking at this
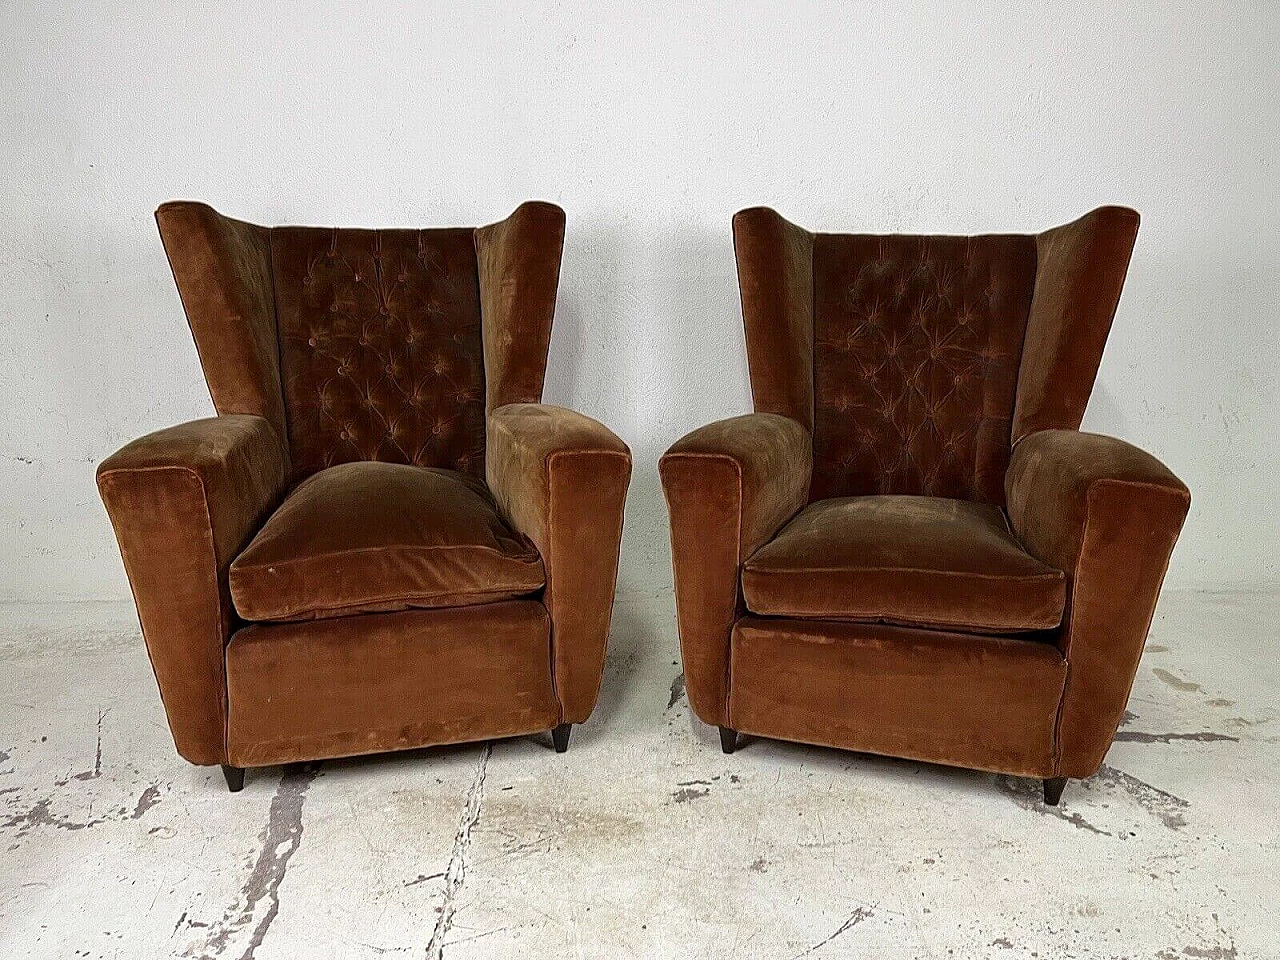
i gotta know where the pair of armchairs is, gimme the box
[99,201,1187,806]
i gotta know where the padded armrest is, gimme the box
[1006,429,1190,777]
[96,415,288,764]
[659,413,812,726]
[485,403,631,724]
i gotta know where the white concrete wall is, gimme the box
[1,1,1276,601]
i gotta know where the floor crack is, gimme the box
[427,743,492,959]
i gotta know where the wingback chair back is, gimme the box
[732,205,1140,504]
[156,200,564,482]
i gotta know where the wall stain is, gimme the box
[185,763,319,960]
[1152,668,1201,693]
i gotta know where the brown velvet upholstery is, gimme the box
[230,462,543,622]
[742,496,1065,632]
[663,206,1188,794]
[99,201,630,776]
[226,603,557,767]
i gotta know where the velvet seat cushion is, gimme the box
[741,495,1065,632]
[230,461,544,622]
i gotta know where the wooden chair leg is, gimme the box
[719,727,737,754]
[552,723,572,753]
[1043,777,1068,806]
[221,764,245,793]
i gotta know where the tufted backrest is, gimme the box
[810,233,1037,503]
[734,207,1139,507]
[157,201,564,484]
[270,226,486,478]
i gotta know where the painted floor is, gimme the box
[1,589,1276,959]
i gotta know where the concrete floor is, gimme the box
[1,590,1276,959]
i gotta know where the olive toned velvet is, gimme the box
[664,205,1187,788]
[226,602,557,767]
[1006,430,1190,778]
[97,415,288,764]
[742,496,1064,632]
[230,461,543,622]
[486,403,632,724]
[659,413,812,727]
[101,201,629,772]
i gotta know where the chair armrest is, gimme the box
[475,202,566,411]
[486,403,631,724]
[659,413,812,726]
[96,415,288,764]
[1006,429,1190,777]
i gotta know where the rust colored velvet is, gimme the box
[1013,207,1141,445]
[664,205,1188,788]
[226,602,557,766]
[96,415,287,764]
[486,403,631,724]
[730,618,1065,778]
[475,201,565,412]
[811,233,1037,504]
[733,208,815,431]
[101,201,629,771]
[742,495,1064,632]
[230,461,543,622]
[156,203,288,449]
[659,413,812,727]
[270,226,486,479]
[1007,430,1190,778]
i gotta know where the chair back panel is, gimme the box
[270,227,486,480]
[810,233,1037,503]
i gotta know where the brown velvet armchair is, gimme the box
[661,206,1189,805]
[98,201,631,791]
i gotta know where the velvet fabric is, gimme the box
[742,495,1064,632]
[811,233,1036,504]
[155,204,288,449]
[269,225,486,480]
[230,461,544,622]
[659,413,812,727]
[1006,429,1190,778]
[486,403,632,724]
[101,201,629,772]
[475,201,565,412]
[96,415,288,764]
[731,618,1065,777]
[663,205,1188,788]
[1013,207,1141,444]
[226,602,557,767]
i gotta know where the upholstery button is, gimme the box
[308,338,317,347]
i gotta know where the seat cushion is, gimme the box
[741,495,1065,632]
[230,461,544,622]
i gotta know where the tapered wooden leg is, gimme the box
[221,764,245,793]
[1043,777,1068,806]
[551,723,572,754]
[719,727,737,754]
